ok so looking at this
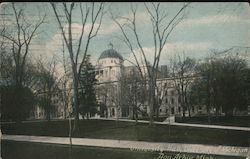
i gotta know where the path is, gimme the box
[94,118,250,131]
[2,134,250,157]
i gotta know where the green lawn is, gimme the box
[1,119,249,147]
[1,140,244,159]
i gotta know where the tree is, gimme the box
[0,3,45,87]
[78,55,97,119]
[215,55,249,116]
[169,53,196,117]
[0,49,15,86]
[51,2,104,131]
[0,3,45,122]
[120,67,147,121]
[35,57,58,121]
[58,44,72,120]
[96,85,108,118]
[0,85,34,122]
[191,52,250,117]
[111,2,189,124]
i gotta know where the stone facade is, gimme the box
[95,48,190,119]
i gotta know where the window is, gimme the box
[171,98,174,104]
[159,109,162,112]
[165,90,168,96]
[165,98,168,104]
[105,70,108,77]
[171,108,175,114]
[111,60,113,63]
[178,97,181,103]
[171,90,175,96]
[100,70,103,75]
[178,107,181,113]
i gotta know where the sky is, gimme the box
[0,2,249,68]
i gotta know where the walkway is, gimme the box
[2,134,250,157]
[94,118,250,131]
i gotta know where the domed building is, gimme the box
[95,46,124,118]
[95,48,124,83]
[94,44,188,120]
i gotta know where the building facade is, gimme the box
[94,47,192,119]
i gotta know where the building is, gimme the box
[94,46,193,119]
[95,47,124,118]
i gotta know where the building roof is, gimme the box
[99,49,123,60]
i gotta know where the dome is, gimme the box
[99,49,123,60]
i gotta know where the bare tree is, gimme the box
[111,2,189,124]
[35,56,59,121]
[59,43,72,120]
[0,3,45,87]
[58,45,73,147]
[51,2,104,130]
[96,84,108,118]
[120,67,148,122]
[169,53,196,117]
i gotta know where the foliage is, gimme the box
[189,55,250,116]
[169,54,196,117]
[51,2,104,129]
[78,55,97,119]
[120,68,148,119]
[0,85,35,121]
[35,60,58,120]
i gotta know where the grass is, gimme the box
[1,119,249,147]
[1,140,244,159]
[175,116,250,127]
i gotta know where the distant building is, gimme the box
[94,46,193,119]
[30,87,64,120]
[95,47,124,118]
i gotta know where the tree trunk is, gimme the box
[206,106,211,124]
[46,109,51,121]
[72,72,79,133]
[188,106,191,117]
[188,109,191,117]
[135,107,138,123]
[63,82,67,120]
[148,79,155,125]
[155,99,159,120]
